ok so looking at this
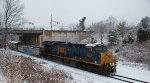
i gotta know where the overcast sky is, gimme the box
[22,0,150,28]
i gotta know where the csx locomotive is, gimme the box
[42,41,116,75]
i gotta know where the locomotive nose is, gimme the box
[106,52,111,58]
[101,50,114,65]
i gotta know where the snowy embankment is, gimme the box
[0,49,150,83]
[3,49,149,83]
[112,43,150,83]
[0,49,72,83]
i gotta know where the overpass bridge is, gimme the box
[0,28,94,46]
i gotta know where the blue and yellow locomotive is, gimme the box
[43,41,116,75]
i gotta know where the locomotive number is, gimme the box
[59,47,65,53]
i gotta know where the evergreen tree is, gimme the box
[107,29,119,46]
[137,16,150,42]
[141,16,150,29]
[137,28,147,42]
[79,17,86,30]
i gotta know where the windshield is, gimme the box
[96,45,108,52]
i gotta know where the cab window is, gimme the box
[87,48,92,52]
[96,46,108,52]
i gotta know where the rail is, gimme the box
[109,74,149,83]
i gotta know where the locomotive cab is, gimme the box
[100,46,116,73]
[86,44,116,74]
[97,45,116,74]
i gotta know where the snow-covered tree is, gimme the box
[137,16,150,42]
[90,37,97,44]
[123,33,134,44]
[140,16,150,29]
[107,29,119,46]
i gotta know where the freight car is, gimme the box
[42,41,116,75]
[18,46,43,57]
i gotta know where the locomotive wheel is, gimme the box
[101,65,109,75]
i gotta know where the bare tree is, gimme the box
[117,21,127,41]
[68,23,78,31]
[106,16,117,31]
[0,1,4,47]
[59,25,65,30]
[2,0,24,48]
[87,21,106,44]
[98,21,106,44]
[0,13,3,28]
[0,0,3,28]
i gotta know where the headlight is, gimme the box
[95,61,97,63]
[110,62,115,66]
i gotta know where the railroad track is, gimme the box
[109,74,149,83]
[31,55,149,83]
[17,50,149,83]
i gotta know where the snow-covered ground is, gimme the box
[0,50,148,83]
[0,69,6,83]
[117,62,150,83]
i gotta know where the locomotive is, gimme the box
[42,41,116,75]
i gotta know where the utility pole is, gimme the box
[50,14,61,30]
[4,26,7,48]
[51,14,52,30]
